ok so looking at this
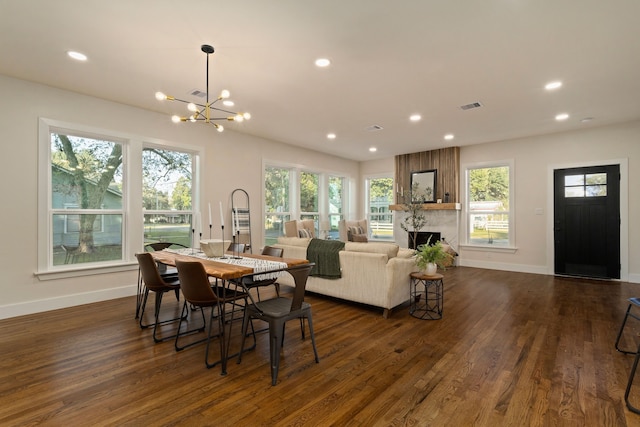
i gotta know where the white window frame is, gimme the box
[37,118,201,279]
[263,160,349,245]
[364,173,395,242]
[462,159,516,251]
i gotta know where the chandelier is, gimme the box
[155,44,250,132]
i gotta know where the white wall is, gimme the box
[457,122,640,282]
[0,75,358,319]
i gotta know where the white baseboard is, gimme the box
[0,284,137,320]
[458,259,549,275]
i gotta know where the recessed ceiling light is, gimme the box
[555,113,569,121]
[580,117,594,123]
[409,114,421,122]
[315,58,331,67]
[327,133,336,140]
[369,147,377,152]
[444,134,455,141]
[67,50,88,61]
[545,81,563,90]
[223,100,235,107]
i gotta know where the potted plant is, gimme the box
[414,236,448,275]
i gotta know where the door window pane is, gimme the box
[564,172,607,198]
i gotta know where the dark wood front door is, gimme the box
[554,165,620,279]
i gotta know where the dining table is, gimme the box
[145,248,310,374]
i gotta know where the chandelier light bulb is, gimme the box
[189,115,197,122]
[216,124,224,132]
[187,103,197,112]
[171,115,181,123]
[235,114,244,122]
[220,90,230,99]
[155,92,167,101]
[243,112,251,120]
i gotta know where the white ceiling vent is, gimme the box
[459,101,483,111]
[189,89,207,98]
[366,124,384,131]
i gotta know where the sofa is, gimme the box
[273,237,419,317]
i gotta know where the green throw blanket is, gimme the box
[306,238,345,279]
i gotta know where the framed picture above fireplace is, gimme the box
[410,169,437,203]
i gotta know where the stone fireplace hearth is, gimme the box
[392,204,460,250]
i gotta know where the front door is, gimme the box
[554,165,620,279]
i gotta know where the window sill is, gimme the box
[35,261,138,281]
[459,244,518,254]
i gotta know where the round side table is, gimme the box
[409,272,444,320]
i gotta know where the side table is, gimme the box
[409,272,444,320]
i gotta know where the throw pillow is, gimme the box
[351,234,368,242]
[298,229,312,238]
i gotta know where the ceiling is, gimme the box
[2,1,640,161]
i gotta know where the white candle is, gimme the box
[219,202,224,228]
[208,203,212,227]
[234,209,239,233]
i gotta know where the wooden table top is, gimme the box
[150,250,309,280]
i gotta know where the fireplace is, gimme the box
[408,231,441,249]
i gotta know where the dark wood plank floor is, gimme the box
[2,267,640,426]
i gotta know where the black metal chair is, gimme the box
[238,263,319,386]
[175,260,256,374]
[615,297,640,413]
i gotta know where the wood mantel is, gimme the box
[390,203,461,211]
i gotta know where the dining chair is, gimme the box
[615,297,640,413]
[135,242,187,318]
[175,260,256,374]
[238,263,319,386]
[235,246,284,301]
[136,252,195,343]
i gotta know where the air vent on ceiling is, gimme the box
[459,101,483,111]
[365,124,384,131]
[189,89,207,98]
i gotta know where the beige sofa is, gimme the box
[273,237,419,317]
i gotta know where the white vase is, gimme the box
[425,262,437,275]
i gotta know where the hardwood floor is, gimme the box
[2,267,640,426]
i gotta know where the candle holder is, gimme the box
[219,225,228,259]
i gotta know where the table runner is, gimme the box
[163,248,288,280]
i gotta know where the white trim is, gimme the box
[0,283,137,320]
[458,258,547,275]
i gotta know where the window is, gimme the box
[564,173,607,198]
[466,163,513,246]
[263,164,348,244]
[40,119,199,273]
[142,147,193,247]
[300,171,319,235]
[264,166,292,245]
[50,131,124,266]
[366,176,394,241]
[327,176,344,239]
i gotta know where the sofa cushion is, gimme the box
[345,242,399,259]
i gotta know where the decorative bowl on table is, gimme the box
[200,239,224,257]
